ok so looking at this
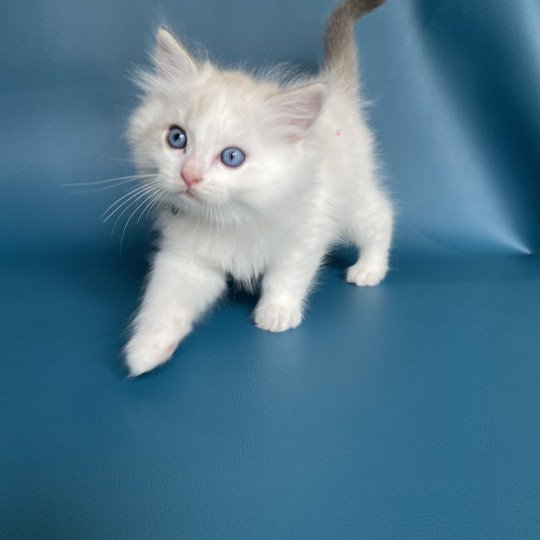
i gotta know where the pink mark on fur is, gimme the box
[336,130,342,136]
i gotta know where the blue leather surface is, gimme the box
[1,1,539,537]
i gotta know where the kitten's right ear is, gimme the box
[266,82,327,141]
[154,27,198,80]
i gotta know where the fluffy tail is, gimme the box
[324,0,384,87]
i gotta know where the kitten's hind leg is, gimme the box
[346,189,393,287]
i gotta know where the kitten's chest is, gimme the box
[210,229,270,281]
[164,214,274,280]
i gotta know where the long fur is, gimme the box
[124,0,393,376]
[325,0,385,88]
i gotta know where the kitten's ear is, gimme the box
[154,27,198,80]
[268,83,327,139]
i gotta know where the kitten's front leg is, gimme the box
[124,250,226,376]
[254,251,324,333]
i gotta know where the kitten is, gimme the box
[124,0,393,376]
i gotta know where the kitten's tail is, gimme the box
[324,0,384,88]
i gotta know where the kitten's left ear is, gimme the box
[154,27,198,80]
[268,83,327,139]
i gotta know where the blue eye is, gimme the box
[220,147,246,168]
[166,125,187,149]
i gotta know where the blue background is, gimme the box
[1,0,539,537]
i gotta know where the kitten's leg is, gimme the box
[254,245,327,333]
[124,250,226,376]
[346,189,393,287]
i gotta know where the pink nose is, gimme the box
[181,169,203,188]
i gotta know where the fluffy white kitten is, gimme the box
[125,0,393,376]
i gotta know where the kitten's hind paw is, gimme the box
[346,262,388,287]
[253,303,303,333]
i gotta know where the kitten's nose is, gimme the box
[181,167,203,188]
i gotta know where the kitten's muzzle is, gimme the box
[181,167,203,188]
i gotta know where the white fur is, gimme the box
[124,21,393,376]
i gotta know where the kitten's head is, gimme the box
[128,28,326,222]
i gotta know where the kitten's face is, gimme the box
[129,29,325,221]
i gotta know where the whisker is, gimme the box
[199,201,207,243]
[147,190,169,221]
[64,177,158,194]
[102,185,149,219]
[204,201,212,246]
[136,191,162,225]
[211,203,217,239]
[105,188,159,229]
[102,182,161,222]
[112,185,161,234]
[63,174,157,188]
[207,203,213,242]
[137,188,167,223]
[142,192,165,222]
[109,157,134,163]
[120,189,161,247]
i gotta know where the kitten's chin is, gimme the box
[175,191,215,213]
[174,193,249,224]
[181,188,230,208]
[181,190,200,202]
[173,187,208,207]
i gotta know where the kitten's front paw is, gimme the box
[346,262,388,287]
[253,303,302,333]
[124,322,192,377]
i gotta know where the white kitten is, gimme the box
[124,0,393,376]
